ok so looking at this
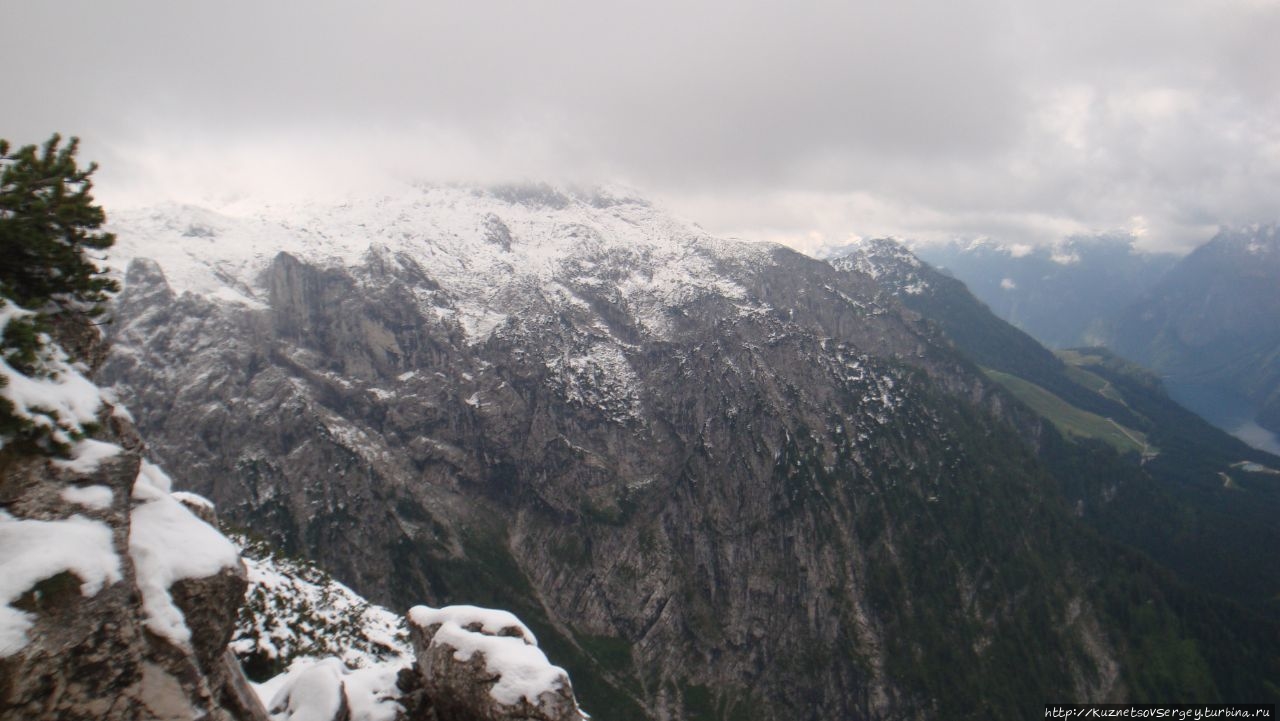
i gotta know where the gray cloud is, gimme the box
[5,0,1279,253]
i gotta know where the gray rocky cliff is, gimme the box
[99,190,1147,719]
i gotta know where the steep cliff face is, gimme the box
[100,186,1278,718]
[0,316,267,721]
[829,238,1280,621]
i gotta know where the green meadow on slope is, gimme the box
[983,367,1151,456]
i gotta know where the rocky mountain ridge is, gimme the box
[100,184,1280,718]
[827,237,1280,621]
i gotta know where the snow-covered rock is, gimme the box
[231,543,587,721]
[0,512,122,656]
[407,605,586,721]
[130,460,244,646]
[229,533,594,721]
[0,312,268,721]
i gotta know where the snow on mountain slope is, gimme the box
[231,535,589,721]
[230,535,411,679]
[106,184,773,345]
[103,183,795,436]
[111,182,1154,719]
[820,237,930,295]
[229,535,411,721]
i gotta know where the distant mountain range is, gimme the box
[911,235,1177,349]
[911,228,1280,451]
[1107,226,1280,452]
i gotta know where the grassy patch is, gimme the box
[1061,363,1129,406]
[985,368,1151,455]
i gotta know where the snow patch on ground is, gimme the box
[0,512,122,656]
[129,461,242,645]
[59,484,114,510]
[54,439,124,474]
[264,657,345,721]
[261,657,404,721]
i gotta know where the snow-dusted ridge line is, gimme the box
[106,184,776,345]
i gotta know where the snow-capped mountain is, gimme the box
[106,184,772,345]
[97,183,1280,718]
[818,237,930,296]
[101,183,943,718]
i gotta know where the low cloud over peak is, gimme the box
[7,0,1278,254]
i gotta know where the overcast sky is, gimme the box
[5,0,1279,253]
